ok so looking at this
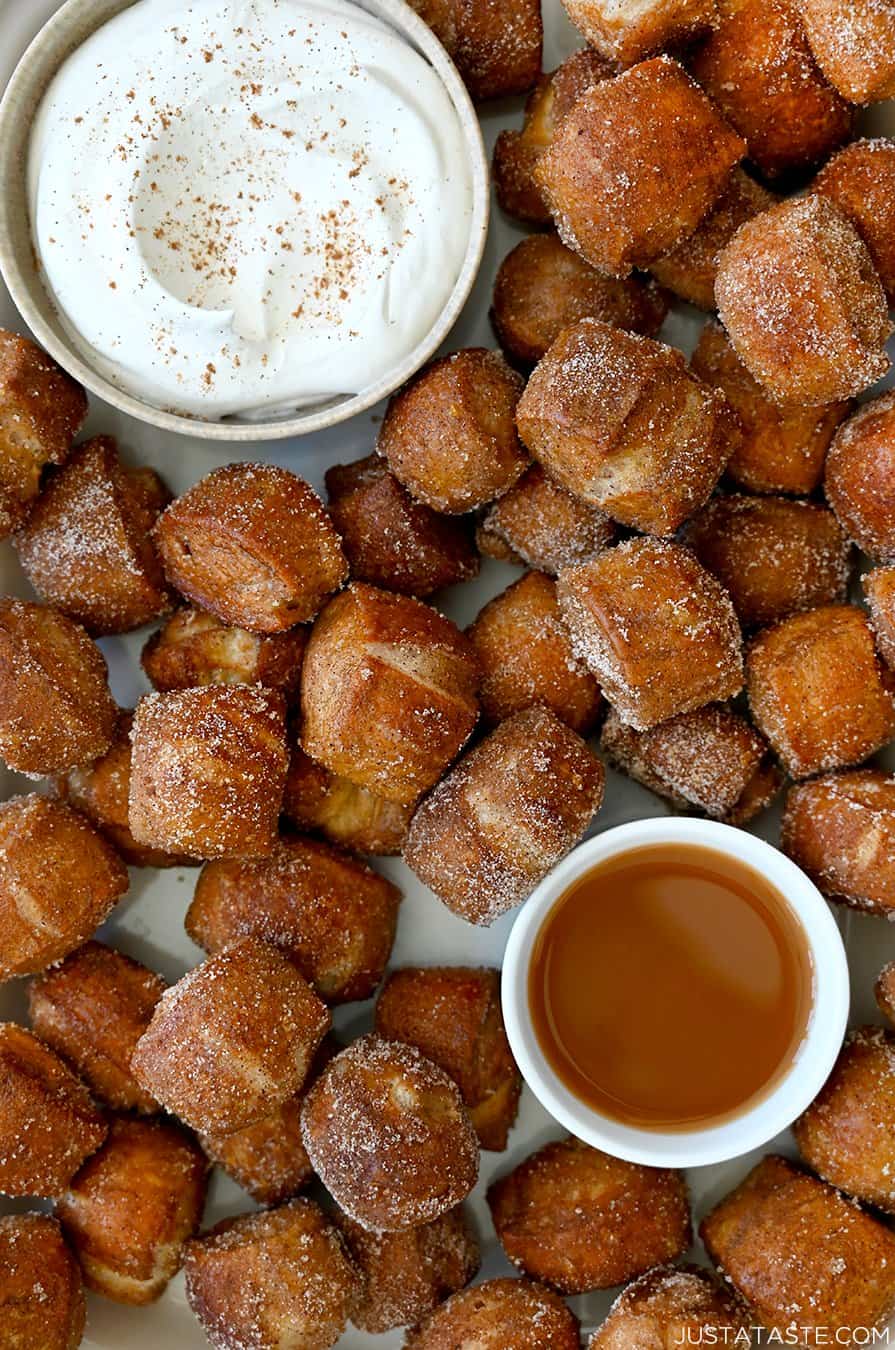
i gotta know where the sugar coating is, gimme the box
[825,392,895,561]
[814,139,895,303]
[562,0,719,63]
[0,1213,85,1348]
[408,0,542,101]
[589,1263,751,1350]
[793,0,895,104]
[404,1276,581,1348]
[782,769,895,915]
[478,463,615,576]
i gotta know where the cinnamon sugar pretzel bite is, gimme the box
[516,319,734,536]
[14,436,173,635]
[300,1034,479,1232]
[56,1114,208,1305]
[186,835,401,1004]
[29,941,166,1114]
[792,0,895,104]
[128,684,288,860]
[404,706,604,927]
[284,743,412,855]
[377,350,528,514]
[0,598,117,776]
[375,966,521,1151]
[477,464,616,576]
[492,234,668,369]
[690,320,852,496]
[825,393,895,561]
[747,606,895,779]
[155,462,348,632]
[141,606,307,695]
[0,330,87,540]
[782,769,895,914]
[404,1276,581,1349]
[185,1199,361,1350]
[794,1026,895,1213]
[0,1213,85,1350]
[715,196,891,407]
[876,964,895,1025]
[689,0,853,181]
[336,1205,479,1333]
[684,494,851,629]
[556,538,744,730]
[588,1264,752,1350]
[864,566,895,669]
[300,583,480,808]
[813,140,895,305]
[536,56,745,278]
[0,1022,106,1197]
[468,571,603,733]
[325,455,479,599]
[562,0,718,63]
[0,795,128,981]
[487,1137,691,1294]
[409,0,542,102]
[131,936,330,1135]
[700,1154,895,1340]
[602,704,781,824]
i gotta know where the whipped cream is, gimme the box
[28,0,473,419]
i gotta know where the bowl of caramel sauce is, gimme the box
[502,817,849,1167]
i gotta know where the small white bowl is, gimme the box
[502,817,850,1169]
[0,0,489,442]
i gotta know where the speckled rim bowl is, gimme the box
[0,0,489,441]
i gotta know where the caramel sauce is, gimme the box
[529,843,814,1130]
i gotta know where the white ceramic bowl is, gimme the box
[502,816,850,1169]
[0,0,489,442]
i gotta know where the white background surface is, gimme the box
[0,1,894,1345]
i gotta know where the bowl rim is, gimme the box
[502,816,851,1168]
[0,0,490,442]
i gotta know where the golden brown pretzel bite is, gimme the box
[404,706,604,927]
[0,330,87,540]
[557,538,744,730]
[29,941,166,1113]
[516,319,734,536]
[0,795,128,981]
[876,963,895,1025]
[562,0,719,63]
[476,464,616,576]
[155,462,348,632]
[284,742,412,855]
[588,1264,752,1350]
[813,140,895,305]
[141,606,306,694]
[487,1137,691,1294]
[863,566,895,669]
[404,1276,581,1349]
[792,0,895,104]
[782,769,895,914]
[825,393,895,561]
[409,0,542,102]
[0,1213,85,1350]
[131,937,330,1135]
[0,1023,106,1198]
[56,1115,208,1305]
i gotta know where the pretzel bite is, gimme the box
[409,0,541,102]
[56,1114,208,1305]
[300,1034,479,1231]
[562,0,718,62]
[492,234,668,369]
[715,196,891,407]
[14,436,173,636]
[284,743,412,855]
[184,1200,360,1350]
[477,465,616,576]
[747,606,895,779]
[557,538,743,730]
[0,598,117,776]
[337,1205,479,1333]
[186,836,401,1004]
[377,350,528,514]
[651,168,776,311]
[690,320,852,495]
[0,795,128,981]
[0,1023,106,1197]
[794,1026,895,1212]
[782,769,895,914]
[876,964,895,1025]
[28,941,166,1113]
[537,57,745,278]
[700,1154,895,1339]
[814,140,895,305]
[131,937,330,1135]
[684,495,851,629]
[488,1137,690,1294]
[128,684,288,859]
[825,393,895,561]
[404,706,604,926]
[300,583,480,808]
[793,0,895,104]
[155,462,348,632]
[405,1276,581,1349]
[602,704,781,823]
[375,967,521,1151]
[0,1213,85,1350]
[141,606,306,694]
[0,330,87,540]
[516,319,734,536]
[589,1264,752,1350]
[864,567,895,669]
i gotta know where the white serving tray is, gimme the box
[0,2,894,1345]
